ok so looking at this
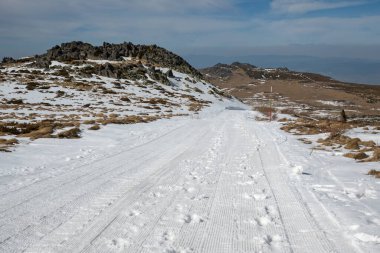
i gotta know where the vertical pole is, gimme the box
[269,86,273,122]
[269,101,272,122]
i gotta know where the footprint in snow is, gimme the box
[162,231,176,242]
[255,216,272,227]
[164,246,194,253]
[248,172,264,180]
[128,210,141,217]
[179,214,204,224]
[191,194,209,201]
[108,238,130,250]
[237,180,256,186]
[243,193,270,201]
[183,186,196,193]
[263,234,283,246]
[150,191,163,198]
[264,205,277,216]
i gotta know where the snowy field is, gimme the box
[0,106,379,253]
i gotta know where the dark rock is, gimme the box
[98,63,118,78]
[2,57,16,64]
[29,41,202,78]
[166,69,174,78]
[340,109,347,123]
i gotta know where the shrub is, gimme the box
[6,99,24,104]
[56,90,65,98]
[147,98,168,105]
[344,138,360,150]
[88,124,100,130]
[57,127,81,139]
[365,148,380,162]
[344,152,368,160]
[0,138,19,145]
[83,120,95,125]
[20,126,54,140]
[120,96,131,102]
[26,82,40,90]
[368,170,380,178]
[55,69,70,78]
[193,87,204,94]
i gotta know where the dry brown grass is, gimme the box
[120,96,131,102]
[6,99,24,104]
[368,169,380,178]
[317,132,376,149]
[344,152,369,160]
[280,117,379,162]
[0,138,18,145]
[298,138,312,144]
[25,82,40,90]
[19,126,54,140]
[255,106,273,115]
[281,118,351,135]
[344,138,361,150]
[88,125,100,130]
[0,120,81,140]
[254,106,278,121]
[83,120,96,125]
[97,115,159,125]
[193,87,204,94]
[278,118,289,122]
[188,102,203,112]
[60,81,93,91]
[364,148,380,162]
[146,97,169,105]
[280,108,298,116]
[57,128,81,139]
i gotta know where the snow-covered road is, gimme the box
[0,110,379,252]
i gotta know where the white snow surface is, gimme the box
[345,127,380,145]
[316,100,345,107]
[0,108,379,253]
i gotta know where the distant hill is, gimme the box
[199,62,380,118]
[201,62,335,84]
[185,54,380,85]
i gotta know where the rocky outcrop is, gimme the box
[1,57,16,64]
[31,41,201,78]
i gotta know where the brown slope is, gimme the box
[200,62,380,118]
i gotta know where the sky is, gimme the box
[0,0,380,61]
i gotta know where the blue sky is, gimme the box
[0,0,380,59]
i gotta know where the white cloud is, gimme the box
[0,0,379,59]
[121,0,234,13]
[271,0,368,14]
[0,0,234,16]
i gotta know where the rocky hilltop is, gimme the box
[3,41,202,79]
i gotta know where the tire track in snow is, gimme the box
[0,121,203,252]
[0,110,364,253]
[21,120,213,253]
[249,120,346,253]
[0,122,186,197]
[0,121,190,208]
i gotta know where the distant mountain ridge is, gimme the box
[186,54,380,85]
[201,62,335,83]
